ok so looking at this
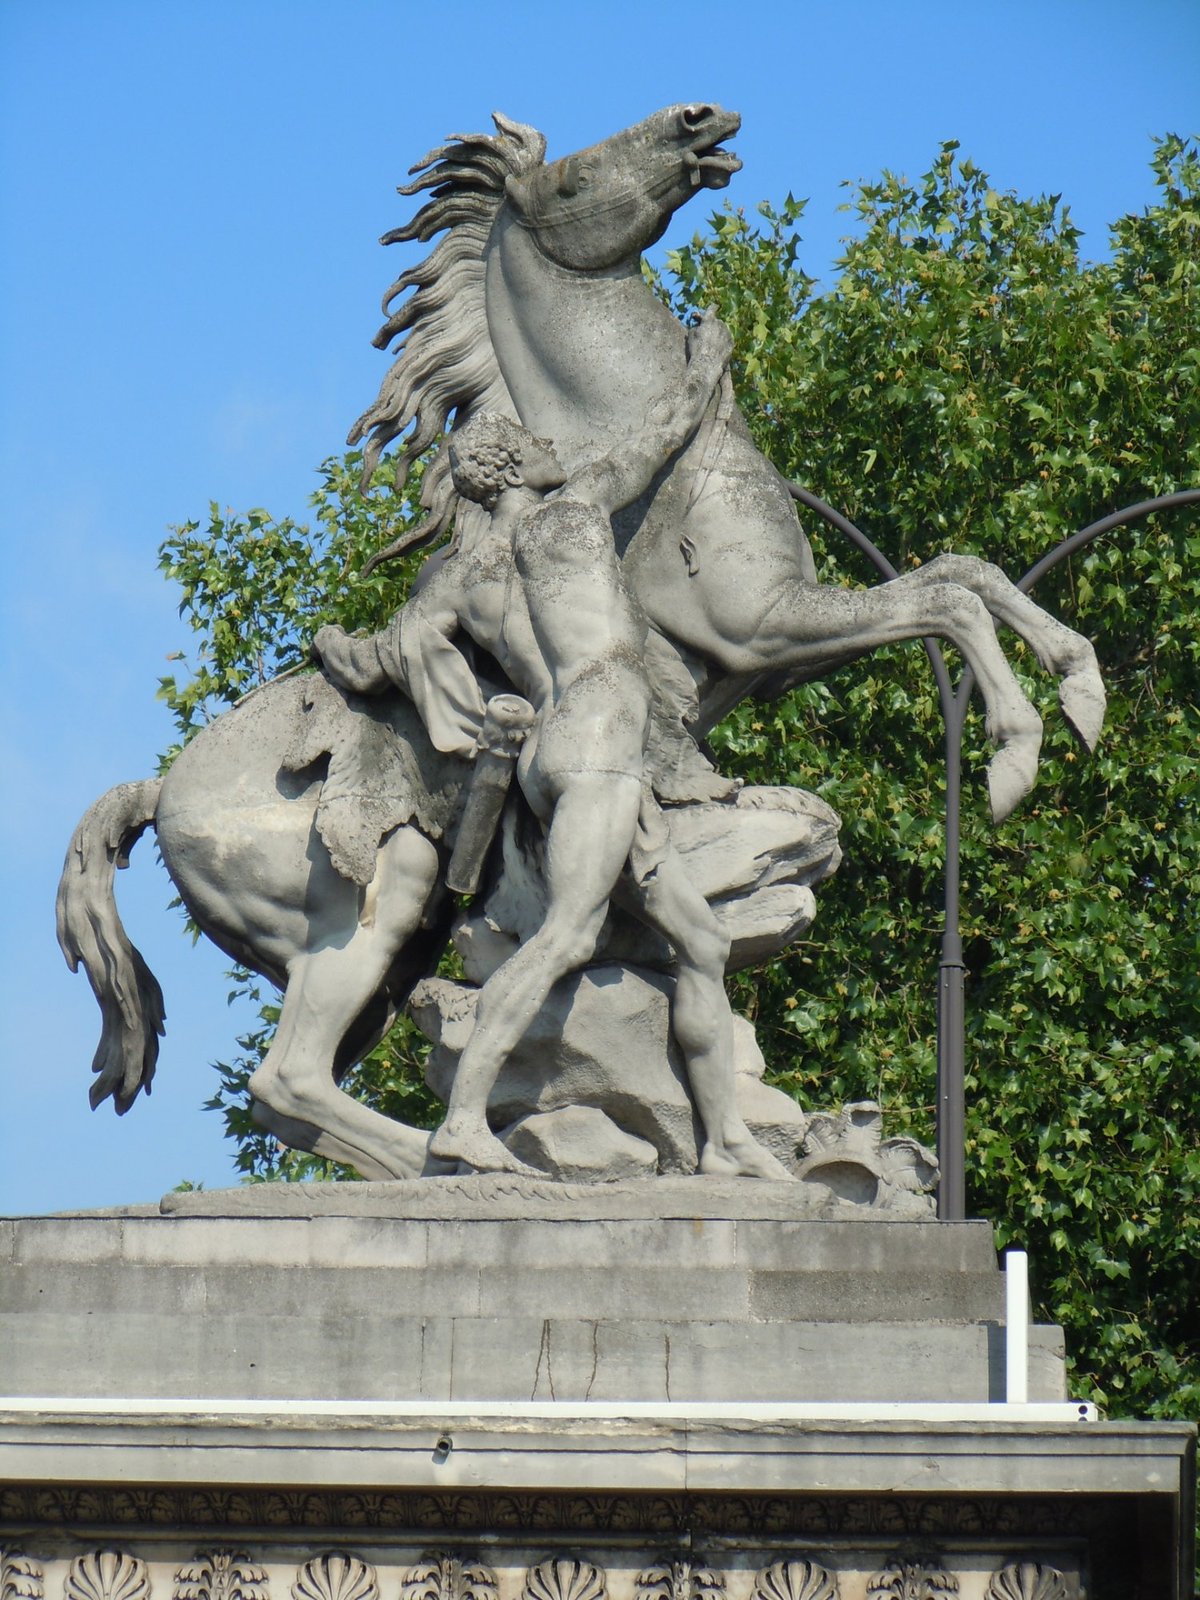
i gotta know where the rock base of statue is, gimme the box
[1,1188,1194,1594]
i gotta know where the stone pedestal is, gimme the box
[1,1181,1194,1596]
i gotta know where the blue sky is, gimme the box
[2,0,1197,1215]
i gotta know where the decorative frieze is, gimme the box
[0,1485,1113,1542]
[752,1561,839,1600]
[402,1555,498,1600]
[64,1554,150,1600]
[291,1556,377,1600]
[634,1562,724,1600]
[984,1565,1069,1600]
[1,1548,44,1600]
[866,1555,958,1599]
[174,1551,269,1600]
[523,1560,606,1600]
[0,1539,1099,1600]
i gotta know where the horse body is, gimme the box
[368,102,1103,819]
[60,675,452,1178]
[486,212,836,776]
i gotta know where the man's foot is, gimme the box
[428,1119,542,1177]
[699,1131,795,1181]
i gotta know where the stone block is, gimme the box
[502,1107,658,1182]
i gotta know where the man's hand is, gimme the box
[311,623,345,665]
[311,623,389,694]
[685,307,734,370]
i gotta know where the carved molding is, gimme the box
[985,1565,1069,1600]
[64,1554,151,1600]
[634,1563,725,1600]
[753,1561,839,1600]
[523,1559,606,1600]
[174,1552,269,1600]
[866,1556,958,1600]
[402,1556,498,1600]
[0,1485,1112,1541]
[0,1548,44,1600]
[292,1557,377,1600]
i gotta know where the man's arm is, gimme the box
[569,310,734,519]
[313,564,487,759]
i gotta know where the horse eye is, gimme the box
[556,159,592,198]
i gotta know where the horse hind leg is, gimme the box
[910,553,1106,752]
[250,1099,406,1181]
[928,583,1045,822]
[247,825,442,1180]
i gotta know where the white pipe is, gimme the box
[1005,1248,1029,1404]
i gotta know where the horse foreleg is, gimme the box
[248,825,441,1180]
[747,578,1043,822]
[900,553,1106,751]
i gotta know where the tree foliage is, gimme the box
[158,138,1200,1418]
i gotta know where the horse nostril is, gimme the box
[682,104,714,130]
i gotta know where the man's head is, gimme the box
[448,413,565,508]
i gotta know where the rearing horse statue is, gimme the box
[58,106,1106,1185]
[352,103,1105,820]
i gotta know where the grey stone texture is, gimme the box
[0,1407,1193,1597]
[414,974,813,1177]
[2,1193,1061,1405]
[502,1108,659,1181]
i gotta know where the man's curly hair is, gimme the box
[448,412,532,509]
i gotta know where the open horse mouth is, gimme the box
[681,106,743,190]
[688,141,743,188]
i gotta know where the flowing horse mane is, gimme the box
[348,113,547,554]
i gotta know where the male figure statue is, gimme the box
[317,312,789,1180]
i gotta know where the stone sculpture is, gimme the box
[57,103,1106,1197]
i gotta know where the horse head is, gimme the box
[502,103,742,272]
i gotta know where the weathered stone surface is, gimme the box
[501,1108,658,1182]
[412,975,933,1211]
[1,1422,1191,1599]
[0,1207,1064,1405]
[413,967,808,1174]
[476,786,841,973]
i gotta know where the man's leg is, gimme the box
[430,773,642,1173]
[622,852,793,1179]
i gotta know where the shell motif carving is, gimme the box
[523,1559,607,1600]
[291,1557,378,1600]
[866,1558,958,1600]
[402,1556,498,1600]
[65,1554,151,1600]
[1,1548,45,1600]
[985,1565,1069,1600]
[174,1553,269,1600]
[752,1562,838,1600]
[635,1565,725,1600]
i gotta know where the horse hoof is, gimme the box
[1059,668,1107,754]
[987,728,1042,824]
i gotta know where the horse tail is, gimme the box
[55,779,166,1115]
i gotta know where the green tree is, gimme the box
[159,138,1200,1418]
